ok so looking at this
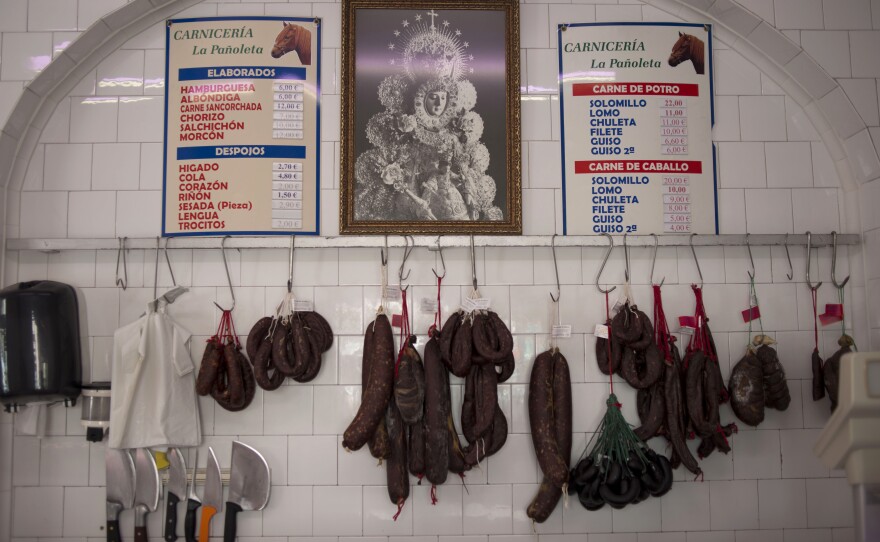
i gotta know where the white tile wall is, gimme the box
[2,0,878,540]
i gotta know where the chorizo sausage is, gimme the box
[424,336,450,485]
[526,478,563,524]
[385,403,410,506]
[395,339,426,425]
[450,317,473,378]
[342,315,395,451]
[246,316,272,361]
[528,350,569,488]
[196,340,222,395]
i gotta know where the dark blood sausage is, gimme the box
[495,353,515,383]
[395,339,426,425]
[551,351,572,467]
[294,327,323,383]
[288,316,311,379]
[362,322,390,461]
[634,382,665,441]
[729,351,764,427]
[628,310,655,351]
[271,321,297,376]
[621,344,664,389]
[408,416,426,480]
[343,314,395,451]
[253,339,284,391]
[302,311,333,353]
[812,348,826,400]
[385,403,410,506]
[526,478,563,524]
[528,350,569,489]
[461,370,477,444]
[450,318,473,378]
[664,345,701,476]
[473,312,514,361]
[219,347,256,412]
[685,351,714,437]
[473,364,498,439]
[196,340,222,395]
[486,404,509,456]
[756,345,790,411]
[596,321,622,375]
[424,336,450,485]
[223,343,245,407]
[439,311,462,369]
[612,306,643,344]
[246,316,272,361]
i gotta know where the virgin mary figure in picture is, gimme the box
[354,11,503,222]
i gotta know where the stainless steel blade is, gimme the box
[133,449,160,512]
[228,441,271,511]
[203,447,223,510]
[187,448,200,502]
[167,448,187,500]
[106,448,137,509]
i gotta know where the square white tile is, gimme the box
[69,96,118,143]
[313,486,363,536]
[68,191,116,238]
[44,144,92,191]
[92,143,140,190]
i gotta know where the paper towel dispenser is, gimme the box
[815,352,880,542]
[0,280,82,411]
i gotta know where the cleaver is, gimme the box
[223,441,270,542]
[106,448,136,542]
[133,449,160,542]
[164,448,187,542]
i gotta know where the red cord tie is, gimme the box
[430,485,438,505]
[392,500,405,521]
[394,289,410,378]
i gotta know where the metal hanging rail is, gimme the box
[5,233,860,252]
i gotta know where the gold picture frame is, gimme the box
[340,0,521,234]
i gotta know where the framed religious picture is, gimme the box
[340,0,521,234]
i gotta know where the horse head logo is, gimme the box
[271,22,312,65]
[668,31,705,75]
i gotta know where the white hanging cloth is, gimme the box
[108,301,201,449]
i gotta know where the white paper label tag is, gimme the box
[384,286,401,300]
[679,326,695,335]
[420,298,439,313]
[293,300,313,312]
[552,324,572,338]
[471,298,491,310]
[594,324,609,339]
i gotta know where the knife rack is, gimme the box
[160,468,234,485]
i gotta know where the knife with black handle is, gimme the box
[165,448,188,542]
[184,449,201,542]
[223,442,271,542]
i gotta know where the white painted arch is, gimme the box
[0,0,877,247]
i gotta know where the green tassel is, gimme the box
[586,394,650,476]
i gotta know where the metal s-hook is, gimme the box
[287,235,295,293]
[115,237,128,290]
[432,236,446,279]
[623,233,632,283]
[805,231,822,291]
[783,233,794,281]
[470,235,479,292]
[380,235,388,267]
[830,231,850,289]
[213,236,236,312]
[595,233,617,294]
[398,235,415,289]
[689,233,704,288]
[746,233,756,281]
[650,233,665,287]
[550,234,561,302]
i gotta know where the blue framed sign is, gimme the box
[558,22,717,235]
[163,16,322,236]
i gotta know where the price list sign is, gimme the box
[163,17,321,236]
[558,23,717,235]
